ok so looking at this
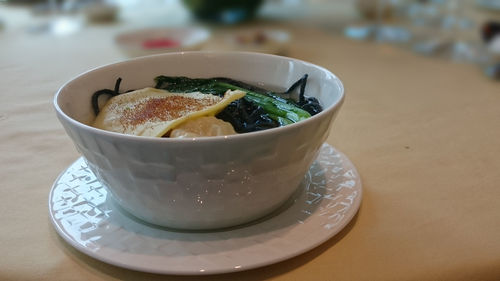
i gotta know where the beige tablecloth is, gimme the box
[1,4,499,281]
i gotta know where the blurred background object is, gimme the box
[476,0,500,11]
[344,0,412,43]
[340,0,500,80]
[182,0,263,24]
[115,26,210,57]
[0,0,498,79]
[221,27,290,54]
[83,0,119,23]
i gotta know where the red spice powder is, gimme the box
[120,95,219,127]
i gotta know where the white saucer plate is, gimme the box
[49,143,362,275]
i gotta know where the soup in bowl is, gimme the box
[54,52,344,230]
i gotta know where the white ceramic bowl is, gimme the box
[54,52,344,230]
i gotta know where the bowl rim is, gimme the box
[54,51,345,144]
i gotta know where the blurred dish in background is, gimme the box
[182,0,263,24]
[115,27,210,57]
[83,0,119,23]
[224,28,290,55]
[476,0,500,11]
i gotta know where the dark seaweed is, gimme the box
[91,78,123,115]
[298,96,322,115]
[216,99,279,133]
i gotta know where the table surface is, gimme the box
[1,2,499,281]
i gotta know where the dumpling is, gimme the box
[93,87,245,137]
[169,116,237,138]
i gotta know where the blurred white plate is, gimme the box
[224,28,290,55]
[115,27,210,57]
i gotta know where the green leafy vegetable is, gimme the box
[154,76,313,125]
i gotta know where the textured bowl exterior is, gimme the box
[54,52,344,230]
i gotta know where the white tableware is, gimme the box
[115,27,210,57]
[223,28,290,54]
[49,144,362,275]
[54,51,345,230]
